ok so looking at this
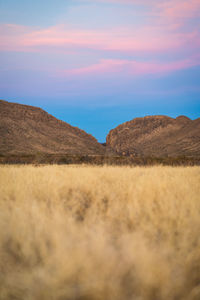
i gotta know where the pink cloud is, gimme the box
[0,23,198,54]
[60,56,200,77]
[0,1,199,79]
[157,0,200,19]
[93,0,200,19]
[1,1,199,54]
[64,59,127,75]
[0,24,32,52]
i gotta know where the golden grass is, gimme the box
[0,165,200,300]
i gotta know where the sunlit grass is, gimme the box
[0,165,200,300]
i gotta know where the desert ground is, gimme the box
[0,165,200,300]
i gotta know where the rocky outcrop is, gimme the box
[0,100,105,155]
[106,115,200,157]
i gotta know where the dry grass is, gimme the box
[0,165,200,300]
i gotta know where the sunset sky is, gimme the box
[1,0,200,141]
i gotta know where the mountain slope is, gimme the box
[0,100,105,155]
[106,115,200,157]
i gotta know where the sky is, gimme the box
[0,0,200,142]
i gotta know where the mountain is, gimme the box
[0,100,105,155]
[1,100,199,159]
[106,115,200,157]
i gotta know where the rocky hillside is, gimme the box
[0,100,105,155]
[106,115,200,157]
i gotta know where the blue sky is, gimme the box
[0,0,200,141]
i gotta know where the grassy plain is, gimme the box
[0,165,200,300]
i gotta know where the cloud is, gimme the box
[157,0,200,19]
[0,1,199,79]
[60,57,200,77]
[92,0,200,18]
[1,0,199,55]
[0,23,198,54]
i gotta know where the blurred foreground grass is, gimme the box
[0,165,200,300]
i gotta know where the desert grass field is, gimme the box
[0,165,200,300]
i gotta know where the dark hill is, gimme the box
[106,115,200,157]
[0,100,105,155]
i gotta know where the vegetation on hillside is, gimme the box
[0,153,200,165]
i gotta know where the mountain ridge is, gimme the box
[0,99,105,155]
[106,115,200,157]
[1,99,199,158]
